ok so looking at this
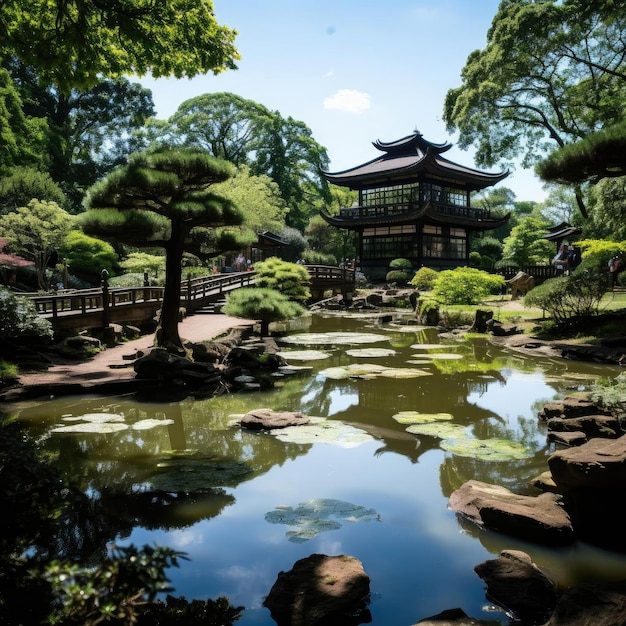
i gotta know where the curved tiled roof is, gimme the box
[321,130,508,191]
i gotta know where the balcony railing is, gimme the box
[338,201,494,221]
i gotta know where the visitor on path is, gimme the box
[552,244,570,274]
[609,254,624,289]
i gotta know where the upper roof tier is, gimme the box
[321,131,509,191]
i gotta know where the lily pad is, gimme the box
[405,423,470,439]
[62,412,125,423]
[392,411,454,424]
[265,498,380,543]
[280,332,389,346]
[319,363,431,380]
[440,437,531,461]
[132,419,175,430]
[279,349,331,361]
[270,417,374,447]
[51,422,129,434]
[410,344,456,350]
[345,347,396,358]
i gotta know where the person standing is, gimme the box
[609,254,624,289]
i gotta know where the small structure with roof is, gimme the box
[319,130,510,279]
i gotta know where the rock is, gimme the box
[470,309,492,333]
[239,408,310,430]
[506,271,534,299]
[548,434,626,549]
[414,607,482,624]
[548,434,626,491]
[448,479,575,546]
[546,415,621,440]
[542,581,626,626]
[473,550,557,624]
[539,395,611,420]
[547,430,588,447]
[263,553,371,626]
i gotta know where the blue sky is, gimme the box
[139,0,549,203]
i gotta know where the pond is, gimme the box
[12,310,626,625]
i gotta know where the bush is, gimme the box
[253,257,311,302]
[523,269,606,325]
[0,287,53,341]
[431,267,505,305]
[385,269,410,286]
[389,258,413,270]
[301,249,337,265]
[410,267,439,290]
[469,251,481,267]
[223,287,306,336]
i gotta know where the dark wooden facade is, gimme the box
[320,131,510,279]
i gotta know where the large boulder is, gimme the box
[474,550,557,624]
[263,553,371,626]
[448,480,575,546]
[547,434,626,549]
[239,408,310,430]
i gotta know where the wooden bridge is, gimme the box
[26,265,355,331]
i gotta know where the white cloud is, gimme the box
[323,89,371,114]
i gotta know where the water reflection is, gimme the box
[11,311,626,625]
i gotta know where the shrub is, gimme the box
[389,258,413,270]
[469,251,481,267]
[410,267,438,290]
[223,287,306,336]
[253,257,311,302]
[0,287,53,341]
[385,269,410,286]
[301,249,337,265]
[590,372,626,414]
[523,269,606,325]
[431,267,505,305]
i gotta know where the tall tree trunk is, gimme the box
[154,226,187,355]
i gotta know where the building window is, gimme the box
[362,235,417,260]
[361,183,420,208]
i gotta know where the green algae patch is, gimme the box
[392,411,454,425]
[279,349,331,361]
[280,332,389,346]
[440,437,531,461]
[265,498,380,542]
[345,347,397,358]
[270,417,374,447]
[405,423,470,439]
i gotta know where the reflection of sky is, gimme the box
[468,371,557,422]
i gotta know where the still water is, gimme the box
[13,310,626,624]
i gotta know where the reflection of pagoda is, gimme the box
[320,131,510,279]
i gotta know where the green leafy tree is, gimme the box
[0,68,48,175]
[410,267,439,290]
[146,93,331,230]
[223,287,305,336]
[500,212,553,266]
[0,199,75,289]
[211,164,288,235]
[59,231,119,284]
[119,251,167,280]
[5,61,157,210]
[253,257,311,302]
[575,238,626,272]
[584,178,626,241]
[81,148,244,354]
[432,267,506,305]
[0,166,67,214]
[444,1,626,219]
[0,0,240,94]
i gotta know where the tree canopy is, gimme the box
[0,0,240,94]
[443,0,626,219]
[82,148,245,353]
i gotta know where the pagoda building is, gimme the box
[320,130,510,279]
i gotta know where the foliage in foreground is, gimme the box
[590,372,626,415]
[431,267,505,305]
[0,286,53,341]
[523,269,606,325]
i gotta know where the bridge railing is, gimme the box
[305,264,355,284]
